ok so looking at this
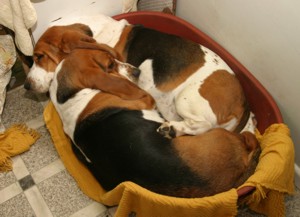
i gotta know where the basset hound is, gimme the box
[100,20,257,138]
[24,24,261,198]
[51,16,257,138]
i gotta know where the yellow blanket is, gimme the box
[44,102,295,217]
[0,124,40,172]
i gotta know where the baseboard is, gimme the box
[295,163,300,188]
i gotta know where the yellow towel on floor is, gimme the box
[44,102,295,217]
[0,124,40,172]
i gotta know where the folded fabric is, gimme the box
[0,124,40,172]
[0,0,37,56]
[44,102,295,217]
[238,124,295,217]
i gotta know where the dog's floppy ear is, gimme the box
[60,31,97,53]
[87,50,144,100]
[240,132,259,152]
[93,43,122,60]
[93,73,149,100]
[86,66,150,101]
[60,33,122,60]
[56,60,79,104]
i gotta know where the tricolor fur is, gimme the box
[111,24,256,137]
[24,25,260,198]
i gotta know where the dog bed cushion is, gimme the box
[44,102,294,217]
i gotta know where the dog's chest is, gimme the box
[49,76,100,142]
[138,60,182,121]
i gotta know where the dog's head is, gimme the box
[54,47,146,103]
[116,58,141,84]
[25,44,152,110]
[24,23,104,93]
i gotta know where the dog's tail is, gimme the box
[234,132,261,188]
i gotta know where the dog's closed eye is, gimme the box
[35,53,45,62]
[107,61,115,71]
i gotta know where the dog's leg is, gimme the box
[157,119,213,137]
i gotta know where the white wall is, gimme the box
[177,0,300,187]
[31,0,123,41]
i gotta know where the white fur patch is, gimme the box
[138,60,182,122]
[241,112,256,134]
[26,63,55,93]
[116,59,138,79]
[50,14,128,48]
[49,61,100,143]
[94,19,128,47]
[141,110,164,123]
[48,61,100,163]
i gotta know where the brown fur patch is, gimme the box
[33,24,99,73]
[157,59,205,92]
[199,70,246,130]
[33,44,61,72]
[78,92,154,123]
[173,128,253,192]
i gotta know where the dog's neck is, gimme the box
[49,61,100,142]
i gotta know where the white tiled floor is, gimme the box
[1,86,299,217]
[0,86,112,217]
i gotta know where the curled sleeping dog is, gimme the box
[24,25,261,198]
[66,15,256,137]
[118,57,256,139]
[25,21,256,138]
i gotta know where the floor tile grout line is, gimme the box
[0,182,23,204]
[12,156,30,180]
[1,154,63,205]
[0,157,29,204]
[31,159,66,184]
[24,185,54,217]
[2,86,112,216]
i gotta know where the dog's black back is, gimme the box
[73,108,209,197]
[125,25,205,86]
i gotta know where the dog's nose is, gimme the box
[24,80,31,90]
[132,68,141,77]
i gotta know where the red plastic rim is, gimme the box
[113,11,283,198]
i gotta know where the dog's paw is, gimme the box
[157,122,176,139]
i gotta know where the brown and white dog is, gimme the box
[24,24,260,198]
[111,23,257,138]
[51,15,256,137]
